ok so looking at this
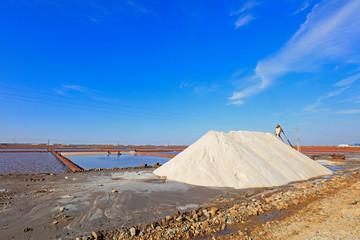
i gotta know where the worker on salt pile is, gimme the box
[275,125,282,136]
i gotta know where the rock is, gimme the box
[167,228,175,234]
[202,209,210,218]
[130,227,136,236]
[211,207,219,212]
[142,163,148,167]
[111,190,118,193]
[91,231,100,239]
[201,221,209,228]
[221,224,226,230]
[59,207,65,212]
[22,227,33,232]
[60,195,75,199]
[166,215,173,221]
[226,217,236,224]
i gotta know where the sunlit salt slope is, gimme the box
[154,131,332,189]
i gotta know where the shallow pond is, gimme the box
[54,149,100,152]
[68,154,171,169]
[146,151,180,155]
[0,152,66,174]
[0,149,48,151]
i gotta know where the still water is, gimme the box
[68,154,171,169]
[0,149,48,151]
[54,149,100,152]
[0,152,66,174]
[150,151,180,155]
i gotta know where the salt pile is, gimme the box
[154,131,332,189]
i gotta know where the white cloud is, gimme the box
[234,14,255,29]
[303,86,348,112]
[230,1,260,29]
[54,84,92,96]
[62,84,89,93]
[230,1,261,16]
[229,0,360,105]
[333,72,360,87]
[192,82,220,97]
[294,1,311,14]
[336,109,360,114]
[227,100,244,105]
[180,81,189,89]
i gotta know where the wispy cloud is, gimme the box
[230,1,260,29]
[54,84,92,96]
[304,71,360,112]
[303,86,349,112]
[230,1,261,16]
[234,14,255,29]
[180,81,189,89]
[336,109,360,114]
[13,0,155,23]
[294,1,311,14]
[227,100,244,106]
[125,0,151,14]
[179,81,221,97]
[229,0,360,105]
[62,85,90,93]
[88,15,100,23]
[192,82,220,97]
[333,72,360,87]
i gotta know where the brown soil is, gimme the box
[217,174,360,240]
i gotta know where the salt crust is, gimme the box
[154,131,332,189]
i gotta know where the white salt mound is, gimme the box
[154,131,332,189]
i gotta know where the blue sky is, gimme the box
[0,0,359,145]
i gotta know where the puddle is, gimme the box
[215,228,238,236]
[195,228,238,239]
[258,211,285,221]
[177,203,199,212]
[325,164,346,172]
[24,194,35,198]
[145,179,165,184]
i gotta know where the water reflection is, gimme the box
[0,152,66,174]
[69,154,170,169]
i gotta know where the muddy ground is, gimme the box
[0,168,260,239]
[0,155,359,240]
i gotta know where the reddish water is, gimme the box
[0,152,66,175]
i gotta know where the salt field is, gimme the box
[68,154,170,169]
[53,148,100,152]
[0,149,48,151]
[0,152,66,174]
